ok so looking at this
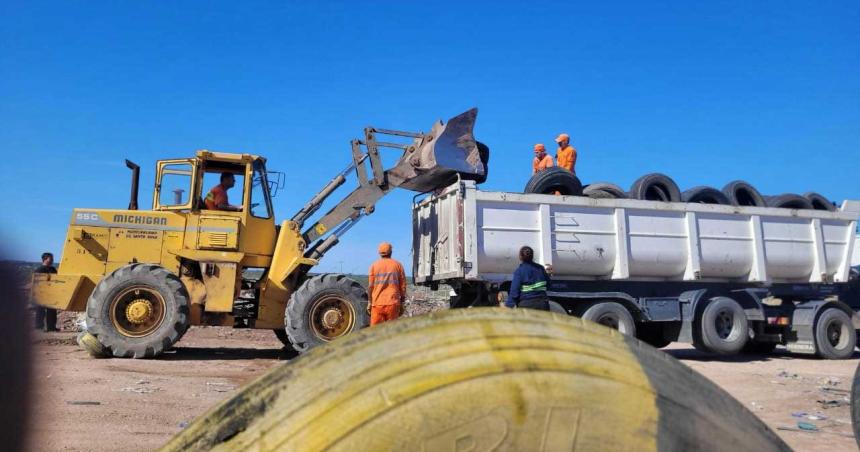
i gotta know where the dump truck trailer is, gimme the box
[413,180,860,359]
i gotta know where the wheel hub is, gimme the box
[322,308,343,329]
[126,299,154,324]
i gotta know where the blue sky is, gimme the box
[1,1,858,274]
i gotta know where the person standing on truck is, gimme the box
[554,133,577,174]
[204,173,242,211]
[367,242,407,326]
[33,252,59,332]
[533,144,554,174]
[505,246,551,311]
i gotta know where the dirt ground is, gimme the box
[25,325,859,452]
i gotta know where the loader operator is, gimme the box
[204,172,242,211]
[532,143,554,174]
[554,133,577,174]
[505,246,551,311]
[367,242,407,326]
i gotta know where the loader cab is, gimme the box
[152,150,277,260]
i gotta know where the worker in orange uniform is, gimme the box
[204,173,242,211]
[532,143,554,174]
[554,133,577,174]
[367,242,407,326]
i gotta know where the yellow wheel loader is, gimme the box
[30,109,487,358]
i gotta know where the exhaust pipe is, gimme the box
[125,159,140,210]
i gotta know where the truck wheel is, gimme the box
[581,302,636,336]
[286,274,369,353]
[164,309,788,451]
[694,297,748,355]
[803,192,837,212]
[583,182,627,199]
[85,264,190,358]
[814,308,856,359]
[523,167,583,196]
[681,186,730,205]
[272,329,298,355]
[722,180,766,207]
[629,173,681,202]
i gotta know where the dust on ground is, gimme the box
[26,298,860,451]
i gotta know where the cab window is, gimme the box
[159,163,193,207]
[201,165,246,212]
[250,161,272,219]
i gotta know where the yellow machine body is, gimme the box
[32,150,316,330]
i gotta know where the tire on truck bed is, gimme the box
[722,180,767,207]
[85,263,190,358]
[681,186,731,205]
[523,167,583,196]
[629,173,682,202]
[766,193,814,210]
[164,308,789,451]
[583,182,627,199]
[285,274,369,353]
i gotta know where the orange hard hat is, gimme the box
[378,242,392,256]
[555,133,570,143]
[533,143,546,152]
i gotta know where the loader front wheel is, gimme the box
[85,264,190,358]
[286,274,369,353]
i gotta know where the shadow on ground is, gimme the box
[664,346,860,363]
[160,346,298,361]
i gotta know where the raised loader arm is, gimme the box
[292,108,485,262]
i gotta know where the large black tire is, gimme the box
[581,301,636,337]
[803,192,837,212]
[272,329,299,355]
[814,307,856,359]
[583,182,627,199]
[722,180,766,207]
[285,274,369,353]
[523,167,583,196]
[165,309,788,451]
[85,263,190,359]
[693,297,749,355]
[681,186,731,205]
[629,173,682,202]
[766,194,814,210]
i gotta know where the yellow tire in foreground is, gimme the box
[164,308,788,451]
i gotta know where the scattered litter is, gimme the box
[776,371,800,380]
[797,422,818,432]
[807,414,827,421]
[776,426,853,438]
[178,421,189,428]
[819,386,849,394]
[817,398,850,409]
[790,412,807,418]
[818,377,841,387]
[66,400,100,406]
[121,386,156,394]
[135,379,151,385]
[206,382,236,393]
[750,401,764,411]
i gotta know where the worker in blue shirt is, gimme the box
[505,246,551,310]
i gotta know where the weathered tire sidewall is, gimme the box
[581,302,636,336]
[629,173,681,202]
[698,297,749,354]
[852,362,860,448]
[722,180,767,207]
[523,167,583,196]
[286,274,370,353]
[814,308,856,360]
[86,264,189,359]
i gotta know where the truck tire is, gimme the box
[285,274,369,353]
[766,194,814,210]
[803,192,837,212]
[852,362,860,448]
[581,301,636,336]
[694,297,749,355]
[164,308,788,452]
[523,167,583,196]
[814,307,856,359]
[272,329,299,355]
[681,186,730,205]
[722,180,766,207]
[583,182,627,199]
[629,173,681,202]
[85,263,190,359]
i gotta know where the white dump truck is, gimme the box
[413,180,860,359]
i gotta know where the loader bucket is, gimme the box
[388,108,487,192]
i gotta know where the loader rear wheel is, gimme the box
[272,329,298,355]
[164,308,788,451]
[85,264,189,359]
[285,274,369,353]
